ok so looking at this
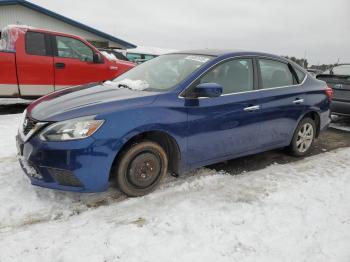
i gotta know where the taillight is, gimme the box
[325,86,333,102]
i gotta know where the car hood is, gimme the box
[27,83,159,122]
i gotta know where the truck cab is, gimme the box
[0,25,135,97]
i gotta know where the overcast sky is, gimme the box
[31,0,349,65]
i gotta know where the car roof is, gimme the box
[171,49,284,60]
[7,25,88,42]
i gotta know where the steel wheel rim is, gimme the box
[296,123,314,153]
[127,152,161,188]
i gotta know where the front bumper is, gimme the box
[16,133,121,193]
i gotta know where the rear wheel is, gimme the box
[115,141,168,197]
[288,117,316,157]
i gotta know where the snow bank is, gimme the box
[0,114,21,158]
[0,114,350,262]
[0,98,33,105]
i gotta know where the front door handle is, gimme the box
[55,62,66,69]
[244,105,261,112]
[293,98,304,104]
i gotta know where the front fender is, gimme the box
[92,103,188,175]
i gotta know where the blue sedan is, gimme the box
[16,50,332,196]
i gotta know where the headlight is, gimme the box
[39,116,104,141]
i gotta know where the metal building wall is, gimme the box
[0,5,123,48]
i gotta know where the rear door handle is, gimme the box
[55,62,66,69]
[293,98,304,104]
[244,105,261,112]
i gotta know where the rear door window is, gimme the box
[199,58,254,94]
[258,59,294,89]
[25,32,48,56]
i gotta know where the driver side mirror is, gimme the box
[93,52,103,63]
[191,83,223,98]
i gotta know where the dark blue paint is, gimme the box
[18,50,331,192]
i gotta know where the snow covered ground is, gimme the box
[0,114,349,262]
[0,98,33,106]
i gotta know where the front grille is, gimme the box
[23,117,38,135]
[47,168,83,187]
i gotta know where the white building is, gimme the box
[0,0,136,49]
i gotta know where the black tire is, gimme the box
[115,141,168,197]
[287,117,316,157]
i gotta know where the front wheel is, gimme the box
[115,141,168,197]
[287,117,316,157]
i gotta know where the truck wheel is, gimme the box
[115,141,168,197]
[287,117,316,157]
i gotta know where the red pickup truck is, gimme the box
[0,25,135,97]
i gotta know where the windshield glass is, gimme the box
[332,65,350,76]
[108,54,214,91]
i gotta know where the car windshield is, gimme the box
[331,65,350,76]
[109,54,214,91]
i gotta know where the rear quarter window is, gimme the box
[25,32,48,56]
[293,66,306,83]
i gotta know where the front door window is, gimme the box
[56,36,93,62]
[199,59,254,94]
